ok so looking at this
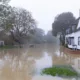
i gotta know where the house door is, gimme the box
[71,37,74,45]
[70,37,74,45]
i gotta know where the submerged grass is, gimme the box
[41,65,78,77]
[0,45,17,49]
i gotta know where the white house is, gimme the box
[65,17,80,50]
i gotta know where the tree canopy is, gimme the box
[52,12,76,36]
[0,2,36,46]
[32,28,45,44]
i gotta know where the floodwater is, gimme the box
[0,44,80,80]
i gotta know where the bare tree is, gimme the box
[10,8,36,46]
[0,5,36,47]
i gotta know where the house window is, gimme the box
[78,37,80,45]
[68,37,74,45]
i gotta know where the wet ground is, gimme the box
[0,44,80,80]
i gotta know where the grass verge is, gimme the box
[41,65,78,77]
[0,45,17,49]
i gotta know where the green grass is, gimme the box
[0,45,17,49]
[41,65,78,77]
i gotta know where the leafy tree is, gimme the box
[52,12,76,36]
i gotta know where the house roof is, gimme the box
[66,17,80,35]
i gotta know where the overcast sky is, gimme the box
[9,0,80,33]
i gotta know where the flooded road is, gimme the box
[0,44,80,80]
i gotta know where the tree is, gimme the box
[32,28,45,44]
[46,30,57,43]
[52,12,76,36]
[0,4,36,47]
[10,8,36,45]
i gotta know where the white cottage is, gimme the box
[65,17,80,50]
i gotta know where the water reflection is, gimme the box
[32,75,69,80]
[0,49,34,80]
[0,44,79,80]
[59,46,80,73]
[35,52,52,74]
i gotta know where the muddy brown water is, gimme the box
[0,44,80,80]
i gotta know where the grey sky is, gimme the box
[9,0,80,33]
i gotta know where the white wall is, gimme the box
[77,19,80,29]
[65,19,80,49]
[76,19,80,49]
[65,31,80,49]
[65,33,75,49]
[74,31,80,49]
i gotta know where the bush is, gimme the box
[64,44,68,48]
